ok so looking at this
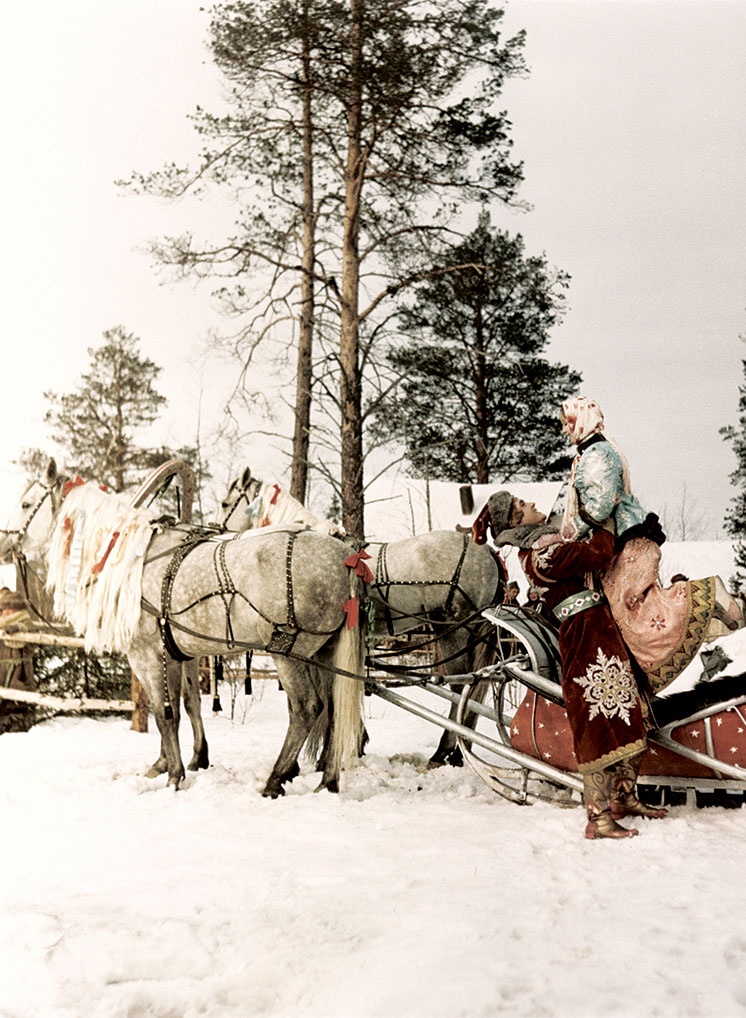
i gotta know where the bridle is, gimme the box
[0,477,66,552]
[221,476,263,530]
[0,477,68,627]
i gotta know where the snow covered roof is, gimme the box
[362,476,741,597]
[363,477,562,542]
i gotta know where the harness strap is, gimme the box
[443,533,470,615]
[158,535,204,716]
[266,530,300,654]
[369,534,479,626]
[214,540,238,649]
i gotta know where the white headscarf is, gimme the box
[560,395,632,535]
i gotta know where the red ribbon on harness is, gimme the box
[92,531,120,574]
[61,516,73,558]
[61,476,86,498]
[270,484,281,505]
[343,595,359,630]
[344,549,374,584]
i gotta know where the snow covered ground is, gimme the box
[2,636,746,1018]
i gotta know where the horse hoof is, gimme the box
[315,778,339,794]
[262,784,285,799]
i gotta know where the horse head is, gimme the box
[219,467,264,531]
[219,467,346,538]
[0,458,67,565]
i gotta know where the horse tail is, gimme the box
[329,575,366,780]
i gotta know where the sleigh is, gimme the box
[367,605,746,809]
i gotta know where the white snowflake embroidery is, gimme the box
[573,649,636,725]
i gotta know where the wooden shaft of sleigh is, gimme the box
[0,686,134,713]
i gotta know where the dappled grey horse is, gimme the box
[1,463,365,796]
[220,468,505,765]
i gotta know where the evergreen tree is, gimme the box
[44,327,168,493]
[721,357,746,592]
[371,216,580,483]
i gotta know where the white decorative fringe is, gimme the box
[252,482,343,536]
[47,484,157,654]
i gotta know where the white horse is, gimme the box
[219,467,506,765]
[0,460,209,775]
[1,462,366,795]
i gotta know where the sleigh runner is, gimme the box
[366,605,746,809]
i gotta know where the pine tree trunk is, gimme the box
[291,2,316,505]
[339,0,365,540]
[474,303,490,484]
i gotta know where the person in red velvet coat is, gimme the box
[485,490,667,840]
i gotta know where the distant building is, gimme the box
[363,476,739,596]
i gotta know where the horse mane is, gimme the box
[47,483,157,654]
[254,479,345,538]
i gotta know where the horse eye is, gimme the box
[21,502,31,510]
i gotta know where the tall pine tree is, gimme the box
[44,327,167,493]
[371,215,580,483]
[122,0,527,537]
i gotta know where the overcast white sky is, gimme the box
[1,0,744,538]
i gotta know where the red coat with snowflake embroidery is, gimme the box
[518,529,648,772]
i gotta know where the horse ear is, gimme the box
[240,467,252,488]
[44,458,58,486]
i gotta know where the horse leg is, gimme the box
[128,647,186,789]
[429,620,499,767]
[262,659,324,798]
[428,694,467,768]
[182,659,209,771]
[427,631,471,768]
[307,669,368,775]
[314,701,369,776]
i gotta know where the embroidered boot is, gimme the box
[609,754,667,820]
[583,768,639,840]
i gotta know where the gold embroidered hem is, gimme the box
[645,578,717,693]
[577,738,648,774]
